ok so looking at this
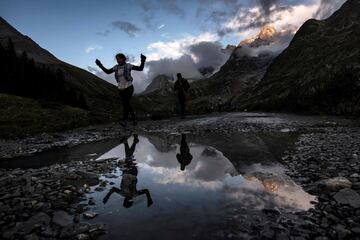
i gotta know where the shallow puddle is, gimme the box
[0,132,316,239]
[75,133,316,240]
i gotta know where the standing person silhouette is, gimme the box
[176,134,193,171]
[174,73,190,119]
[103,135,153,208]
[95,53,146,126]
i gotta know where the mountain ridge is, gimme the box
[0,16,121,116]
[241,0,360,115]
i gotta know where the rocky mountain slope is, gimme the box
[0,17,125,137]
[242,0,360,115]
[142,75,174,95]
[240,25,277,48]
[0,17,120,117]
[137,43,274,117]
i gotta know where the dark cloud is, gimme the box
[197,0,242,23]
[96,30,110,37]
[216,10,266,37]
[137,0,184,30]
[196,0,298,39]
[215,1,294,38]
[145,41,231,85]
[137,0,184,17]
[189,41,230,69]
[313,0,346,19]
[142,14,156,29]
[111,21,141,37]
[258,0,278,16]
[138,0,157,11]
[146,55,203,82]
[207,10,230,24]
[158,0,184,17]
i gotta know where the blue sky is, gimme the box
[1,0,237,67]
[0,0,345,92]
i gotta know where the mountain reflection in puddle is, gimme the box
[84,134,316,240]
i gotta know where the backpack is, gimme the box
[115,63,133,82]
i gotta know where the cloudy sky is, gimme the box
[0,0,346,92]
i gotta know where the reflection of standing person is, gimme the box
[174,73,190,118]
[103,135,153,208]
[176,134,193,171]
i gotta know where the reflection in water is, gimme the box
[244,173,280,193]
[82,133,315,239]
[176,134,193,171]
[102,135,153,208]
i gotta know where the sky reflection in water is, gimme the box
[83,134,315,239]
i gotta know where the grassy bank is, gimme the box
[0,93,94,138]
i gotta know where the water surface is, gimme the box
[78,133,316,240]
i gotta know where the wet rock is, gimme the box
[314,237,329,240]
[77,233,90,240]
[332,224,351,238]
[333,188,360,208]
[94,187,105,192]
[351,227,360,234]
[16,212,51,235]
[40,226,58,238]
[88,198,96,205]
[24,234,39,240]
[262,208,281,216]
[52,210,73,227]
[88,224,106,238]
[275,230,289,240]
[99,180,108,187]
[104,173,118,178]
[59,223,90,238]
[350,173,359,178]
[306,177,352,194]
[74,214,80,223]
[72,170,99,186]
[83,211,98,219]
[261,226,275,238]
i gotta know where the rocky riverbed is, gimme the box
[1,112,360,239]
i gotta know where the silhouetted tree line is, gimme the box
[0,38,88,109]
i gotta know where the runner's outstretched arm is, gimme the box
[132,54,146,71]
[95,59,114,74]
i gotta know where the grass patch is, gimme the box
[0,94,92,138]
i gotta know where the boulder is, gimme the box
[333,188,360,208]
[52,210,73,227]
[16,212,51,235]
[306,177,352,194]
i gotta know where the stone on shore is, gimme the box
[333,188,360,208]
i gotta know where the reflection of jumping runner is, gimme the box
[176,134,193,171]
[103,135,153,208]
[123,134,139,160]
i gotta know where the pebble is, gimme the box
[83,211,98,219]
